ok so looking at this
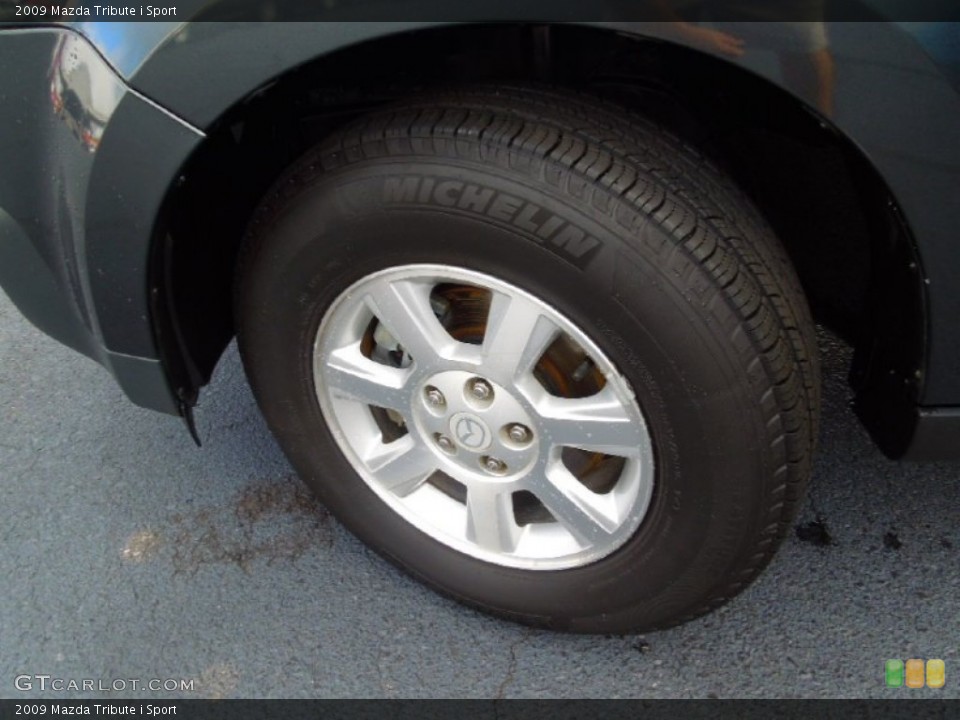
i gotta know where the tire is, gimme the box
[235,86,820,633]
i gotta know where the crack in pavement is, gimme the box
[495,629,535,700]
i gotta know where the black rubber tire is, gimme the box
[235,86,820,633]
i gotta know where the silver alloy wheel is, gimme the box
[313,265,655,570]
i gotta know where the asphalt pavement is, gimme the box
[1,287,957,699]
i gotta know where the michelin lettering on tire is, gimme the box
[384,176,602,267]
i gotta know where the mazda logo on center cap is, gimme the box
[451,413,492,451]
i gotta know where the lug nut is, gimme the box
[507,424,532,444]
[435,434,456,454]
[425,387,446,408]
[467,378,494,403]
[481,456,508,475]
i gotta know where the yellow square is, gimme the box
[927,659,945,689]
[905,659,925,688]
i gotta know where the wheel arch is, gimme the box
[140,21,931,457]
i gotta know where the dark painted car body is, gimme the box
[1,4,959,458]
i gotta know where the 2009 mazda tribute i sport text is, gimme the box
[1,4,958,632]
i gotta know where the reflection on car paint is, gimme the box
[49,34,123,153]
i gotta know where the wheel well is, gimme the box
[152,22,923,452]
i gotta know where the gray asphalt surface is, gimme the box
[1,287,958,700]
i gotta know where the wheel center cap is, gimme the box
[412,370,538,476]
[450,412,492,451]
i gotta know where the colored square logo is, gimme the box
[905,659,926,688]
[927,659,946,689]
[886,658,946,688]
[885,659,904,687]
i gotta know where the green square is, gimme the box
[886,659,904,687]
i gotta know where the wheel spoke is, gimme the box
[529,461,620,544]
[534,385,642,457]
[324,342,411,411]
[482,290,559,380]
[365,436,437,497]
[466,484,521,553]
[365,278,458,365]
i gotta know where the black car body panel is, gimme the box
[0,26,202,413]
[1,8,959,458]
